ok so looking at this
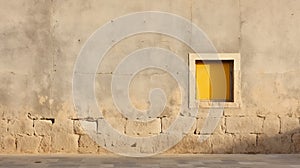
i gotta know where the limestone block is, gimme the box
[263,116,280,136]
[210,133,234,154]
[292,133,300,152]
[162,117,197,135]
[196,117,225,135]
[17,135,41,153]
[34,120,52,136]
[280,117,299,133]
[0,135,16,153]
[233,134,257,153]
[125,119,161,136]
[258,134,292,153]
[39,136,51,153]
[166,135,212,154]
[7,118,34,135]
[52,119,73,134]
[51,132,79,153]
[78,135,98,153]
[226,116,263,134]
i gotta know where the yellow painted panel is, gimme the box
[196,62,210,100]
[196,60,232,101]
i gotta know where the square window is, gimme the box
[189,53,241,108]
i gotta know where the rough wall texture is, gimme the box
[0,0,299,154]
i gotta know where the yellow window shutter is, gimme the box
[196,60,233,102]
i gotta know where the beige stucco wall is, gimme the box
[0,0,299,154]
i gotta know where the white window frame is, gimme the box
[189,53,241,108]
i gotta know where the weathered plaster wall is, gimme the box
[0,0,299,154]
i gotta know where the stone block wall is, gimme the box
[0,0,299,154]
